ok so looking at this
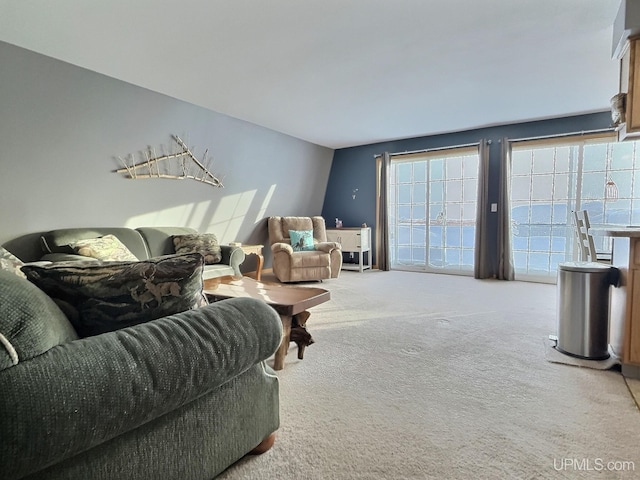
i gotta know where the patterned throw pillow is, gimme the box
[69,234,139,262]
[0,247,26,278]
[173,233,222,264]
[22,253,206,337]
[289,230,315,251]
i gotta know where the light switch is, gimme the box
[490,203,498,212]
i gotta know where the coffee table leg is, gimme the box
[273,314,292,371]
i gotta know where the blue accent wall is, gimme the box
[322,112,613,274]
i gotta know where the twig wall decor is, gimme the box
[115,135,224,188]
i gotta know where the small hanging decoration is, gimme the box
[605,176,619,201]
[115,135,223,188]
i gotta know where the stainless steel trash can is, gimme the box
[556,261,618,360]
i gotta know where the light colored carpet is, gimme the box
[218,271,640,479]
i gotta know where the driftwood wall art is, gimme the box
[115,135,223,188]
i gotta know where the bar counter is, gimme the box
[589,225,640,378]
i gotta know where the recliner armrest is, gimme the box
[0,297,282,480]
[315,242,341,253]
[271,242,294,255]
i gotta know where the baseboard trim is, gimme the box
[622,363,640,379]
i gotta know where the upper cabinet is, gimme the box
[613,0,640,141]
[618,37,640,141]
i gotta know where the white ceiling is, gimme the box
[0,0,622,149]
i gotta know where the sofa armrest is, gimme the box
[220,245,245,277]
[315,242,341,253]
[271,242,294,255]
[0,297,282,480]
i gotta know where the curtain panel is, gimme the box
[474,139,492,279]
[376,152,391,271]
[497,138,515,280]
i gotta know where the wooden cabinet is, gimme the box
[589,227,640,378]
[597,231,640,378]
[618,36,640,140]
[627,268,640,363]
[326,227,372,272]
[624,238,640,366]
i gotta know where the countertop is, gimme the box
[589,225,640,237]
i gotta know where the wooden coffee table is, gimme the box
[203,276,330,370]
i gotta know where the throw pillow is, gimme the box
[22,253,206,337]
[69,234,139,262]
[289,230,315,251]
[0,247,26,278]
[0,270,78,371]
[173,233,222,264]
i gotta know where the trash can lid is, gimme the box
[558,261,612,273]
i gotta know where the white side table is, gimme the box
[326,227,372,272]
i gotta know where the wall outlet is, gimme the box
[491,203,498,212]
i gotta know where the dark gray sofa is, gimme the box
[38,226,245,279]
[0,269,282,480]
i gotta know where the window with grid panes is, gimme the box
[509,133,640,281]
[388,146,479,275]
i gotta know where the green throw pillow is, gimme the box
[173,233,222,264]
[0,246,26,278]
[69,234,139,262]
[289,230,315,251]
[22,253,207,337]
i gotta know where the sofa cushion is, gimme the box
[0,247,26,278]
[173,233,222,264]
[290,250,331,268]
[70,234,139,262]
[22,253,207,337]
[289,230,315,251]
[282,217,314,238]
[0,270,78,371]
[40,228,150,261]
[135,227,198,258]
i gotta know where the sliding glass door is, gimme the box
[510,134,640,281]
[388,148,479,275]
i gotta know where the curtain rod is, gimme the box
[508,127,615,143]
[373,141,481,159]
[373,126,616,158]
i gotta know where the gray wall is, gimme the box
[0,41,333,267]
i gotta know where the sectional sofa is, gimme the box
[0,226,282,479]
[35,226,245,279]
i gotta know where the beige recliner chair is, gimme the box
[268,216,342,282]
